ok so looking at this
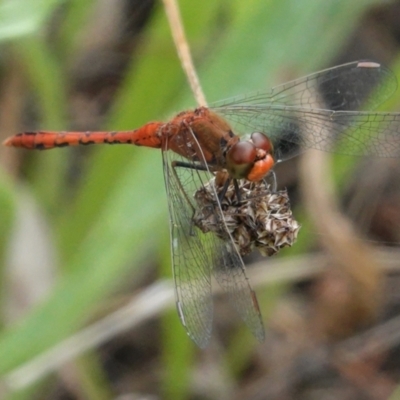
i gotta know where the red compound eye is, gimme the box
[226,141,257,179]
[251,132,273,153]
[227,141,257,164]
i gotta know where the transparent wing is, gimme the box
[212,61,400,161]
[162,145,213,348]
[162,129,264,346]
[212,240,265,343]
[213,61,396,112]
[218,107,400,161]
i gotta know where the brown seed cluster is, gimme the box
[193,179,301,257]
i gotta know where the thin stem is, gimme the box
[162,0,207,107]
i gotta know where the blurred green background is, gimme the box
[1,0,400,399]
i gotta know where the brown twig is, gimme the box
[162,0,207,107]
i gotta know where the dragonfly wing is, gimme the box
[215,106,400,161]
[213,61,396,112]
[212,61,400,161]
[212,240,265,343]
[162,128,264,345]
[162,146,214,348]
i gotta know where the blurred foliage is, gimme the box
[0,0,398,399]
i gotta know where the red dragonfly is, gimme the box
[4,61,400,347]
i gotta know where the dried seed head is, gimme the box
[193,179,300,256]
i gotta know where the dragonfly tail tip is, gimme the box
[2,137,13,147]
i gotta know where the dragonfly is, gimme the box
[4,61,400,348]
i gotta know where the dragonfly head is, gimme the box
[226,132,275,181]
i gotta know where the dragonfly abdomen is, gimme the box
[3,122,164,150]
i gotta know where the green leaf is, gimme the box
[0,0,63,41]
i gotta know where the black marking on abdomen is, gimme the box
[79,140,95,146]
[105,139,122,145]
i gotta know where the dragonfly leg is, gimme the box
[172,160,208,172]
[233,179,242,203]
[263,170,277,192]
[218,177,231,203]
[171,160,210,236]
[171,161,199,217]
